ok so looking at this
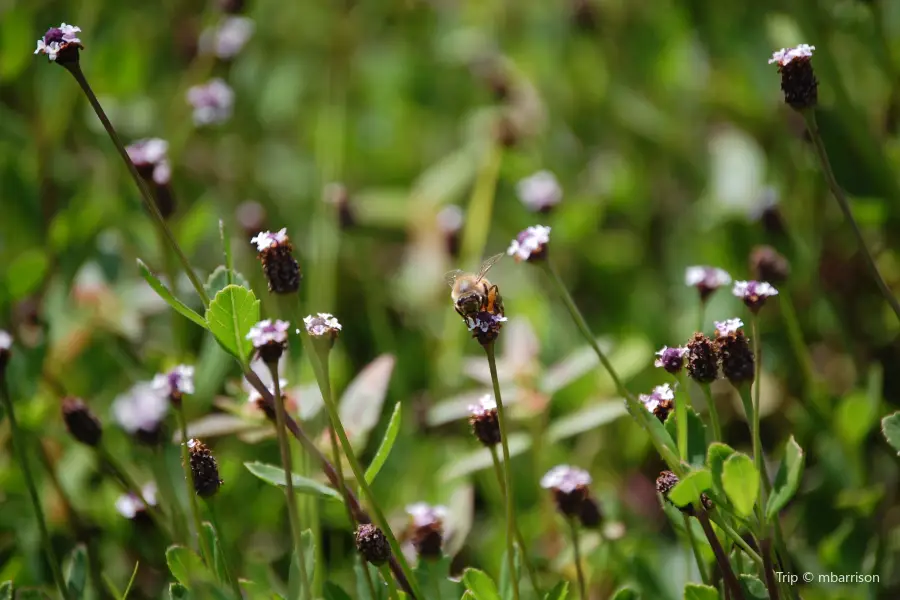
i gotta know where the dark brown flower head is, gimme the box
[0,329,10,375]
[355,524,391,566]
[187,439,223,497]
[570,0,599,30]
[686,333,719,384]
[62,397,103,447]
[407,503,446,560]
[769,45,818,111]
[577,496,603,528]
[654,346,687,374]
[715,319,755,386]
[750,245,790,286]
[468,395,501,447]
[464,311,507,347]
[325,183,356,230]
[251,229,301,294]
[656,470,713,516]
[34,24,83,65]
[639,384,675,423]
[541,465,593,518]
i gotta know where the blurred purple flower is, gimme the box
[507,225,551,262]
[126,138,171,185]
[152,365,195,398]
[714,318,744,337]
[199,16,254,59]
[540,465,592,494]
[112,382,169,437]
[187,78,234,126]
[516,170,562,212]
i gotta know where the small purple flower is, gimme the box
[187,78,234,126]
[464,311,507,346]
[714,318,744,337]
[112,382,169,442]
[115,483,158,519]
[406,503,448,529]
[732,280,779,313]
[768,44,815,67]
[199,16,254,59]
[125,139,171,185]
[541,465,592,494]
[685,266,731,301]
[436,205,464,235]
[654,346,687,374]
[152,365,195,400]
[507,225,551,263]
[34,23,82,62]
[468,394,497,417]
[302,313,342,338]
[247,319,290,349]
[250,228,289,252]
[639,383,675,415]
[769,44,818,110]
[0,330,11,352]
[516,171,562,212]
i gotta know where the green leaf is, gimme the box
[65,544,88,599]
[238,580,280,600]
[205,265,250,298]
[244,461,344,501]
[14,592,52,599]
[415,556,462,600]
[202,522,228,584]
[288,530,316,600]
[738,575,769,600]
[882,412,900,455]
[205,284,260,362]
[499,544,521,600]
[138,259,207,328]
[6,248,48,300]
[722,453,759,518]
[684,583,719,600]
[165,545,212,589]
[324,582,354,600]
[668,469,713,508]
[355,558,384,600]
[665,406,708,467]
[707,443,736,499]
[0,581,12,600]
[365,402,402,484]
[610,588,638,600]
[543,581,569,600]
[168,583,192,600]
[122,562,140,600]
[463,569,502,600]
[765,436,805,520]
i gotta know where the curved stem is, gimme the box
[0,377,69,600]
[802,110,900,322]
[683,514,710,585]
[267,364,311,600]
[205,498,243,599]
[380,565,399,600]
[568,519,587,599]
[176,408,213,570]
[700,384,722,442]
[485,343,521,600]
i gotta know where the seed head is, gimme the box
[685,266,731,302]
[541,465,593,518]
[186,78,234,126]
[61,397,103,447]
[732,281,779,314]
[355,524,391,566]
[247,319,290,363]
[685,333,719,384]
[406,503,447,560]
[639,383,675,423]
[251,229,301,294]
[654,346,687,374]
[34,23,83,64]
[517,171,562,213]
[0,330,11,374]
[464,311,508,346]
[769,45,818,110]
[750,245,790,286]
[187,439,223,497]
[112,382,169,445]
[656,470,713,516]
[468,395,500,447]
[715,319,754,386]
[151,365,195,407]
[507,225,551,263]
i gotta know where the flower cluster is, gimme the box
[355,524,391,566]
[62,397,103,447]
[152,365,195,406]
[186,78,234,126]
[303,313,342,339]
[465,311,508,346]
[656,470,713,516]
[507,225,551,263]
[251,229,301,294]
[34,23,82,63]
[715,318,755,386]
[732,280,779,314]
[125,138,175,217]
[187,438,223,497]
[199,16,255,60]
[654,346,687,374]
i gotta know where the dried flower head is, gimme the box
[61,397,103,447]
[656,470,713,516]
[654,346,687,374]
[639,383,675,423]
[251,228,301,294]
[355,524,391,566]
[115,483,158,520]
[685,333,719,384]
[199,16,254,59]
[187,439,223,497]
[733,280,779,314]
[541,465,593,518]
[302,313,342,339]
[152,365,195,406]
[406,503,447,559]
[685,266,731,302]
[715,319,754,386]
[769,44,818,110]
[112,382,169,445]
[468,395,500,447]
[750,245,790,285]
[34,23,82,64]
[187,78,234,126]
[0,329,10,373]
[507,225,551,263]
[247,319,290,363]
[465,311,508,346]
[517,171,562,213]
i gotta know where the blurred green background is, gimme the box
[3,0,900,598]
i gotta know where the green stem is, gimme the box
[362,561,380,600]
[98,446,171,538]
[489,446,541,595]
[698,300,708,336]
[267,364,312,600]
[700,384,722,442]
[380,565,400,600]
[568,519,587,599]
[485,344,521,600]
[801,110,900,323]
[674,373,689,461]
[750,318,768,523]
[63,63,210,308]
[708,513,763,568]
[760,539,781,600]
[0,377,69,600]
[307,345,422,600]
[151,446,187,543]
[176,408,214,569]
[683,514,710,585]
[205,498,243,600]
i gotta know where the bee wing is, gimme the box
[475,253,505,282]
[444,269,466,288]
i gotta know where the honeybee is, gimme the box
[446,253,505,318]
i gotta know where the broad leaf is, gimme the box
[665,406,708,467]
[499,544,521,600]
[668,469,712,508]
[738,575,769,600]
[355,559,384,600]
[165,545,213,589]
[365,402,402,483]
[463,569,502,600]
[722,453,759,518]
[339,354,395,448]
[416,556,462,600]
[205,284,260,362]
[543,581,569,600]
[138,259,207,328]
[765,436,805,520]
[65,545,88,599]
[201,522,228,584]
[610,588,638,600]
[882,412,900,455]
[707,443,736,499]
[205,265,250,298]
[0,581,12,600]
[684,583,720,600]
[244,461,343,501]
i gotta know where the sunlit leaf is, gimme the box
[738,575,769,600]
[664,405,708,467]
[138,259,207,328]
[365,402,402,483]
[668,469,712,507]
[882,412,900,455]
[543,582,568,600]
[339,354,395,448]
[707,443,736,499]
[684,583,719,600]
[0,581,12,600]
[244,461,343,501]
[722,453,759,518]
[165,545,212,590]
[766,436,805,520]
[205,284,260,362]
[463,569,502,600]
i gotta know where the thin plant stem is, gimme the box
[205,498,243,600]
[98,446,171,538]
[701,384,722,442]
[760,539,781,600]
[698,300,707,336]
[380,565,400,600]
[0,377,70,600]
[63,64,209,307]
[778,292,816,396]
[267,364,312,600]
[709,513,763,568]
[151,446,187,543]
[306,345,422,600]
[802,110,900,322]
[489,446,541,595]
[568,519,587,599]
[362,561,380,600]
[749,318,770,534]
[175,408,214,569]
[683,514,710,585]
[697,512,746,600]
[485,343,521,600]
[674,373,689,461]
